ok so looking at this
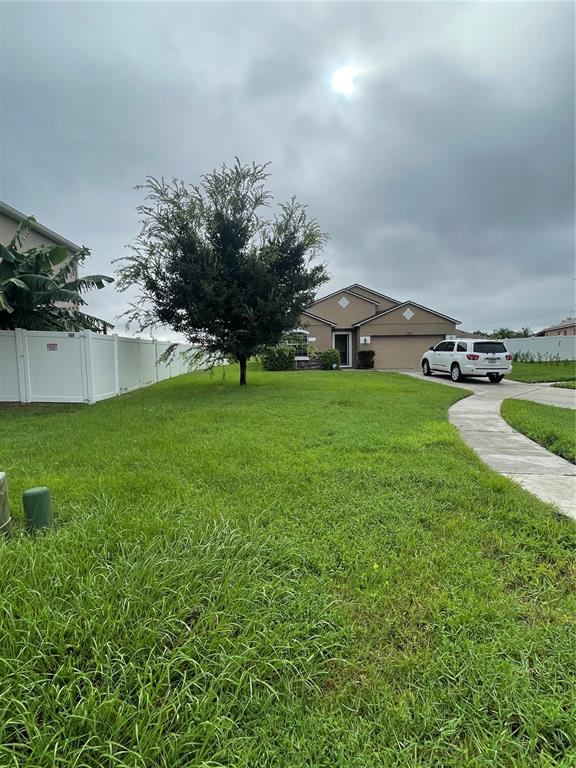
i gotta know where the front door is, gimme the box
[333,333,351,367]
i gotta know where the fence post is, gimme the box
[0,472,12,539]
[83,331,96,404]
[14,328,30,403]
[138,338,143,388]
[113,334,120,395]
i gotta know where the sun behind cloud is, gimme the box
[330,65,360,96]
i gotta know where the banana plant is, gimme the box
[0,216,114,332]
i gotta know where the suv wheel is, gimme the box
[422,359,431,376]
[451,364,462,382]
[488,373,504,383]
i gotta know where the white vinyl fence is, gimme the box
[502,336,576,361]
[0,329,205,404]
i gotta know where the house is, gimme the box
[536,318,576,337]
[298,283,461,369]
[0,200,80,282]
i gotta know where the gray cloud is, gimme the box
[1,1,573,333]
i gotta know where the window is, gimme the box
[435,341,454,352]
[284,331,309,358]
[473,341,507,353]
[457,342,467,352]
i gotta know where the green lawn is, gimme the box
[553,381,576,390]
[1,368,575,768]
[501,399,576,464]
[508,360,576,383]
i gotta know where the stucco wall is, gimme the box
[357,304,456,338]
[307,291,378,327]
[543,327,575,337]
[0,211,72,252]
[345,285,398,313]
[299,317,332,351]
[0,210,79,285]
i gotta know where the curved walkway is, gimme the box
[404,372,576,519]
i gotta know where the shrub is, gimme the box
[261,346,295,371]
[320,348,340,370]
[357,350,375,369]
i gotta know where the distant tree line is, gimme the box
[472,327,533,339]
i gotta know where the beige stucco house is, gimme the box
[298,283,461,369]
[0,200,80,281]
[536,318,576,337]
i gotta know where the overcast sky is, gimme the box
[1,1,574,334]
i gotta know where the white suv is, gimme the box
[421,339,512,383]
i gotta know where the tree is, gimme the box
[490,327,533,339]
[116,160,329,385]
[0,217,113,332]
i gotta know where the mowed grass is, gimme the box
[1,367,576,768]
[508,361,576,383]
[553,381,576,390]
[501,399,576,464]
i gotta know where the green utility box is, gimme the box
[23,487,53,532]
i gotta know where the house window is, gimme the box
[284,330,309,359]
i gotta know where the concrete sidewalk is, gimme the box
[403,371,576,519]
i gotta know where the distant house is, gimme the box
[536,318,576,337]
[297,283,461,369]
[0,200,80,283]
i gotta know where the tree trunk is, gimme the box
[239,356,247,386]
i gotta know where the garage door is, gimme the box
[370,336,444,369]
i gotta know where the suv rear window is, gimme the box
[473,342,507,353]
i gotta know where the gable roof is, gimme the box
[345,283,400,305]
[310,287,380,306]
[352,300,460,326]
[301,310,337,326]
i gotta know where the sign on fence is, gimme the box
[0,329,204,404]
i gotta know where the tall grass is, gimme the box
[508,361,575,383]
[1,368,575,766]
[501,400,576,463]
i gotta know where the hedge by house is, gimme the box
[320,348,340,370]
[357,350,375,369]
[261,346,296,371]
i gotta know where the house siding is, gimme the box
[542,326,576,337]
[301,286,459,369]
[298,317,332,351]
[306,291,377,327]
[0,209,79,285]
[345,285,398,313]
[357,305,456,338]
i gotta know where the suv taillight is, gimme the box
[505,354,512,361]
[466,353,480,360]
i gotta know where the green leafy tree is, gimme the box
[0,217,113,332]
[490,327,533,339]
[116,160,329,385]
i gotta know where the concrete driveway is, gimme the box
[403,371,576,519]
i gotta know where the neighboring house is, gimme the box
[0,200,80,284]
[536,318,576,337]
[298,283,461,369]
